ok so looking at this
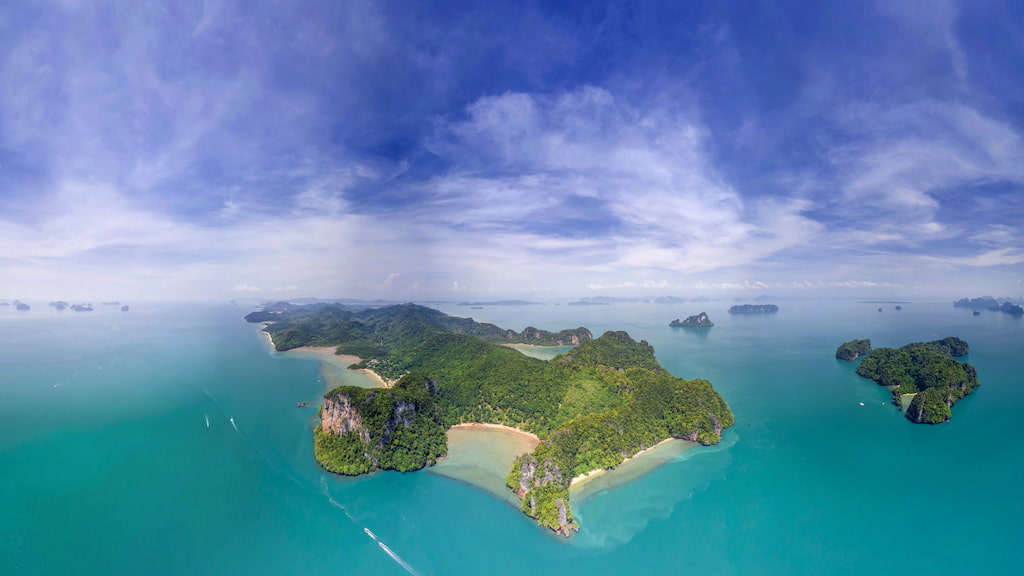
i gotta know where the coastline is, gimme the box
[570,437,677,488]
[430,423,541,505]
[274,345,385,391]
[450,422,541,443]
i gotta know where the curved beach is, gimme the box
[430,423,540,504]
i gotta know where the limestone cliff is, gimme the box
[314,374,447,475]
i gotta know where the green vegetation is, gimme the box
[250,303,733,535]
[315,373,447,475]
[835,339,871,361]
[246,303,592,380]
[854,337,979,424]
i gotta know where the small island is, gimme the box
[13,299,30,311]
[247,302,733,536]
[49,301,70,311]
[954,297,1024,316]
[670,312,714,327]
[728,304,778,314]
[835,339,871,361]
[852,336,979,424]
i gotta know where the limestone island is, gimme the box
[847,336,979,424]
[728,304,778,314]
[835,339,871,361]
[670,312,714,327]
[954,297,1024,316]
[246,302,733,536]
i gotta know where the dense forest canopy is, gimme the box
[248,303,733,535]
[853,337,979,424]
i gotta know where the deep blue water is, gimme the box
[2,300,1022,574]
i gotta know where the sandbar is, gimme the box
[278,345,385,391]
[430,423,540,505]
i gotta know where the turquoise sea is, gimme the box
[2,300,1022,574]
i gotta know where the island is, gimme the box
[49,301,70,311]
[670,312,714,327]
[121,305,130,311]
[954,297,1024,316]
[13,299,30,311]
[728,304,778,314]
[456,300,542,306]
[852,337,979,424]
[71,304,94,312]
[835,339,871,361]
[247,302,733,536]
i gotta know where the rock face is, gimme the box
[315,374,447,475]
[835,339,872,361]
[728,304,779,314]
[321,394,370,443]
[670,312,714,327]
[509,453,577,536]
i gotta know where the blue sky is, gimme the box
[2,0,1023,301]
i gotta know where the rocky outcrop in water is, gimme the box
[836,339,872,361]
[670,312,714,327]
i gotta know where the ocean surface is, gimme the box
[2,300,1023,574]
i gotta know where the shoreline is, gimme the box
[570,437,676,488]
[449,422,541,443]
[273,345,387,391]
[430,423,541,505]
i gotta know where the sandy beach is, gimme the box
[275,345,386,391]
[569,438,698,500]
[430,423,541,504]
[449,422,541,442]
[899,393,917,412]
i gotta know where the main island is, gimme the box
[246,302,734,536]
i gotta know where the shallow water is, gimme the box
[2,300,1022,574]
[430,426,538,505]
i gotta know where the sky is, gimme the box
[2,0,1024,302]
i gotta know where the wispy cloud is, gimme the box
[1,1,1022,301]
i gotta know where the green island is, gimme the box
[850,337,979,424]
[246,303,734,536]
[835,339,872,361]
[670,312,714,327]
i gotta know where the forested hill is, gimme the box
[245,302,592,362]
[247,303,733,536]
[854,337,979,424]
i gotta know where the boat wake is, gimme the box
[378,542,420,576]
[205,413,210,428]
[364,528,377,541]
